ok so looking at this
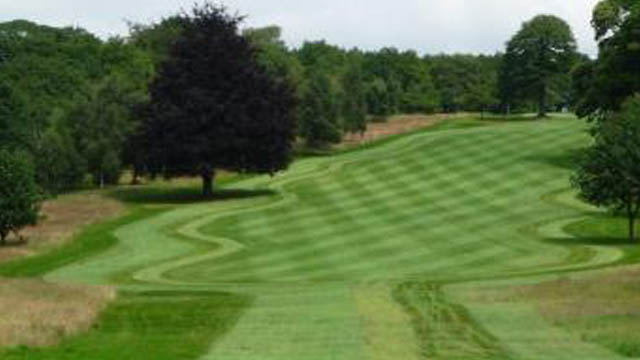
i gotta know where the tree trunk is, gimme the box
[100,172,105,189]
[0,232,6,246]
[131,166,140,186]
[201,166,215,197]
[537,85,547,118]
[628,201,637,243]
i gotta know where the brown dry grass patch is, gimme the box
[519,267,640,320]
[459,266,640,356]
[0,278,115,347]
[0,193,123,263]
[339,113,464,148]
[465,267,640,319]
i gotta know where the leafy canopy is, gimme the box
[0,150,40,244]
[573,0,640,118]
[572,95,640,242]
[500,15,577,117]
[136,3,297,195]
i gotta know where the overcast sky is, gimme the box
[0,1,601,57]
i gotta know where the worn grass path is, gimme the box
[38,117,634,359]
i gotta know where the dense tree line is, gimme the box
[249,34,505,146]
[0,11,587,198]
[0,20,152,194]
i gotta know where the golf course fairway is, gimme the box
[5,116,639,360]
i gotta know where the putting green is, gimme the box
[44,117,629,359]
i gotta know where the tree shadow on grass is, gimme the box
[543,236,633,247]
[108,186,276,205]
[523,148,581,170]
[0,236,28,248]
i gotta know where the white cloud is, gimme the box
[0,0,601,56]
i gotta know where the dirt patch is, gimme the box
[339,113,464,148]
[0,192,123,263]
[0,278,115,347]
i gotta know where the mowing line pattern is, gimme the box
[44,118,627,360]
[165,120,601,285]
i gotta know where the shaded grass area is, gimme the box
[566,216,637,245]
[110,187,275,205]
[562,216,640,263]
[1,291,252,360]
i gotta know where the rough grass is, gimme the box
[0,279,114,348]
[454,265,640,359]
[0,193,122,351]
[0,291,252,360]
[0,193,123,263]
[393,282,511,360]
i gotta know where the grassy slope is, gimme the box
[2,115,637,359]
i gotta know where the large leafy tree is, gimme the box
[136,4,297,196]
[299,71,342,147]
[0,150,40,245]
[573,0,640,118]
[500,15,577,117]
[572,95,640,242]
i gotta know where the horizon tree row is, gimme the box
[0,10,588,197]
